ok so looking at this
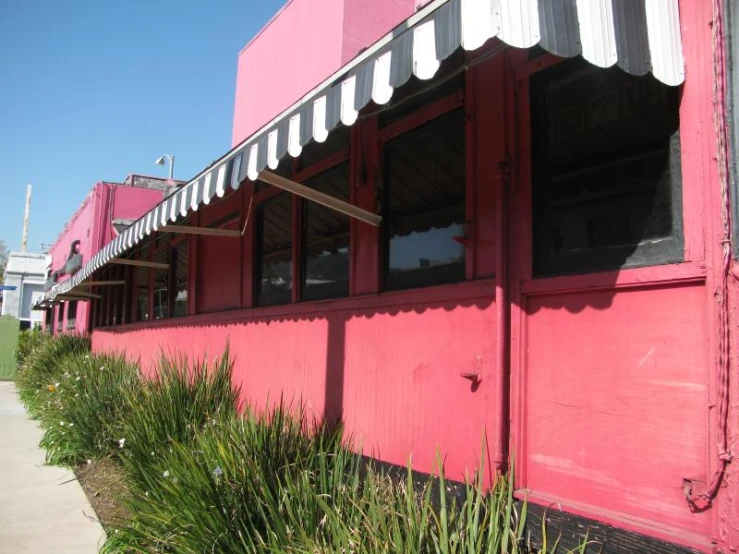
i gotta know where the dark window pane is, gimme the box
[531,61,683,276]
[257,193,293,306]
[383,111,466,291]
[302,163,350,301]
[173,240,188,317]
[56,304,64,331]
[152,246,169,320]
[67,301,78,329]
[135,261,150,322]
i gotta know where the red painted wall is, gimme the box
[93,280,499,481]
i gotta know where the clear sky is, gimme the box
[0,0,283,253]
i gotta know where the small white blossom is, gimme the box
[118,438,126,448]
[84,355,90,359]
[59,421,65,426]
[99,366,104,371]
[172,477,179,484]
[162,470,170,478]
[150,452,155,456]
[145,491,149,496]
[68,423,74,427]
[55,382,60,387]
[212,466,224,480]
[75,376,80,381]
[87,459,92,465]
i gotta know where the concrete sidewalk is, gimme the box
[0,382,106,553]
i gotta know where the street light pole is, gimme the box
[155,154,176,180]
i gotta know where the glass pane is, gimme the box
[135,263,149,322]
[532,62,682,275]
[384,111,466,290]
[257,194,293,306]
[173,240,188,317]
[152,246,169,320]
[302,164,350,301]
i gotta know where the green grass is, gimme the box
[0,314,21,380]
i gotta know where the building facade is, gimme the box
[1,251,48,329]
[40,0,739,552]
[41,175,177,334]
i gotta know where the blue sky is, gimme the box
[0,0,283,253]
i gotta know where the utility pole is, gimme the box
[21,184,31,253]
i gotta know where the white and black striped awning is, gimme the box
[42,0,685,302]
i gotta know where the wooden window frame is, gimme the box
[253,145,352,307]
[528,58,684,278]
[377,89,470,292]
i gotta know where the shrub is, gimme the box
[15,327,49,368]
[15,334,90,419]
[39,352,140,466]
[115,349,240,491]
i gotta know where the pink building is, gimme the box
[43,175,177,334]
[39,0,739,552]
[231,0,417,145]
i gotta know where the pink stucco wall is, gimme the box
[231,0,415,145]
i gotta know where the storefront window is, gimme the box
[66,301,77,330]
[382,111,466,291]
[302,163,350,301]
[173,239,188,317]
[531,60,683,276]
[256,193,293,306]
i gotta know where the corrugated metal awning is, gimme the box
[42,0,685,302]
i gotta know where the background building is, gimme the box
[42,175,180,334]
[1,251,47,329]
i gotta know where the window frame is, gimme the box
[253,140,352,307]
[529,58,685,278]
[378,92,469,292]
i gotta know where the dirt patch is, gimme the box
[75,457,131,530]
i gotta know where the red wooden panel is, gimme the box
[523,284,709,537]
[92,280,499,483]
[196,221,242,313]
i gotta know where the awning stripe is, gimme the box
[41,0,685,302]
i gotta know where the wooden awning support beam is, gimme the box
[78,280,126,287]
[58,292,102,300]
[258,170,382,227]
[159,225,242,238]
[110,259,169,270]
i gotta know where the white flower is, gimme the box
[84,355,90,359]
[150,452,155,456]
[75,376,80,381]
[55,382,60,387]
[64,372,70,378]
[59,421,65,426]
[118,438,126,448]
[145,491,149,496]
[68,423,74,427]
[212,466,224,479]
[172,477,179,484]
[99,366,104,371]
[87,459,92,465]
[162,470,170,478]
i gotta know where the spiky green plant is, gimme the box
[114,348,240,491]
[15,334,90,418]
[39,352,140,466]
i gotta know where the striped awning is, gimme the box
[41,0,685,303]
